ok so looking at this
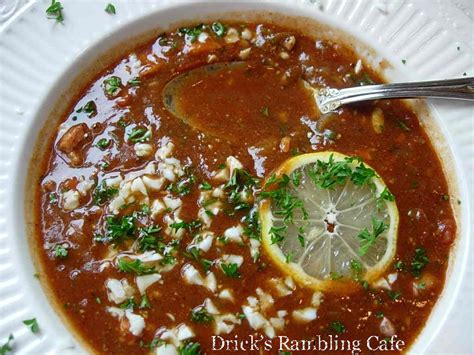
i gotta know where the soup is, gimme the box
[33,21,456,354]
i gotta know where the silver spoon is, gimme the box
[314,77,474,114]
[163,61,474,120]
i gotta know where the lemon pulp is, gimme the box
[260,152,399,292]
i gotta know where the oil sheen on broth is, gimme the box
[34,21,456,354]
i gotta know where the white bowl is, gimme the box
[0,1,471,353]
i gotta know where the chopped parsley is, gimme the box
[411,247,429,277]
[357,218,388,256]
[199,181,212,190]
[211,22,226,37]
[290,169,302,187]
[376,187,395,209]
[329,272,343,280]
[120,298,137,310]
[77,100,97,117]
[191,307,213,323]
[307,155,353,189]
[350,259,363,280]
[141,338,165,349]
[388,290,402,301]
[127,77,141,87]
[117,258,156,275]
[243,207,261,241]
[48,192,58,205]
[179,341,202,355]
[96,215,136,244]
[220,263,240,278]
[103,76,122,96]
[329,321,346,334]
[260,106,269,117]
[167,172,196,196]
[224,169,258,211]
[401,59,407,64]
[53,244,68,258]
[394,260,405,271]
[128,127,151,143]
[0,334,14,355]
[22,318,39,333]
[170,219,202,234]
[183,247,212,272]
[140,294,151,309]
[375,311,384,319]
[416,282,426,290]
[397,120,411,132]
[105,3,116,14]
[46,0,64,23]
[260,174,307,223]
[93,180,118,205]
[96,138,111,150]
[137,226,162,251]
[268,225,286,244]
[358,73,375,86]
[178,24,205,43]
[285,251,294,263]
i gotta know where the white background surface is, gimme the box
[0,0,472,354]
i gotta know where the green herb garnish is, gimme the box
[329,321,346,334]
[77,100,97,117]
[220,263,240,278]
[120,298,137,310]
[0,334,14,355]
[178,24,205,43]
[191,307,213,323]
[179,341,202,355]
[411,247,429,277]
[46,0,64,23]
[117,258,156,275]
[128,127,151,143]
[199,181,212,190]
[127,77,140,87]
[96,214,136,244]
[96,138,111,150]
[103,76,122,96]
[211,22,226,37]
[23,318,39,333]
[53,244,68,258]
[93,180,118,205]
[357,218,388,256]
[388,290,401,301]
[105,3,116,14]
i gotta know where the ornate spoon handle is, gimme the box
[315,77,474,114]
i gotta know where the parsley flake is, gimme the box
[46,0,64,23]
[357,218,388,256]
[105,3,116,14]
[23,318,39,333]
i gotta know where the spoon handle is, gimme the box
[316,77,474,113]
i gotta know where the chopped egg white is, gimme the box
[143,176,164,191]
[292,307,317,323]
[125,309,145,336]
[223,225,244,243]
[62,190,80,211]
[105,278,134,304]
[134,143,153,157]
[136,273,162,294]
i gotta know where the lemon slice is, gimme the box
[260,152,398,292]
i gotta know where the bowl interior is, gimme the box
[13,1,469,353]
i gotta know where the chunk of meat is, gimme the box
[57,123,90,154]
